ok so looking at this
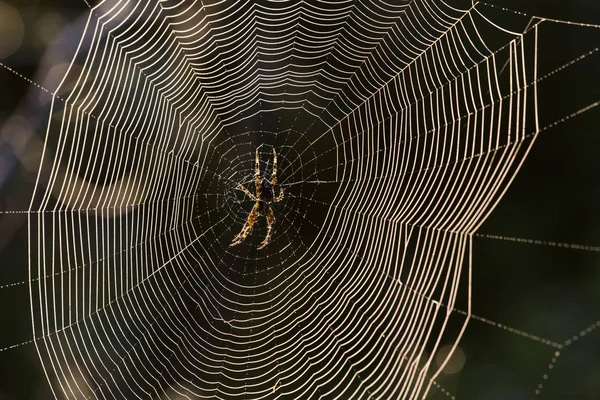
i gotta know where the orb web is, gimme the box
[22,0,600,399]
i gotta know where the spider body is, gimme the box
[257,200,271,216]
[259,179,274,204]
[230,147,283,249]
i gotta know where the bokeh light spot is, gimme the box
[0,2,25,59]
[34,12,64,47]
[436,345,466,375]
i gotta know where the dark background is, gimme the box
[0,0,598,399]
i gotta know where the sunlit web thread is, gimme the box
[16,0,598,399]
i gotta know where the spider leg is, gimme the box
[230,202,260,247]
[236,184,258,201]
[274,187,284,202]
[270,148,277,185]
[257,207,275,250]
[255,147,261,196]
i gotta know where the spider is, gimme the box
[230,146,284,249]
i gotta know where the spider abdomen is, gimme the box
[259,180,274,203]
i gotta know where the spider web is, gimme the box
[13,0,599,399]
